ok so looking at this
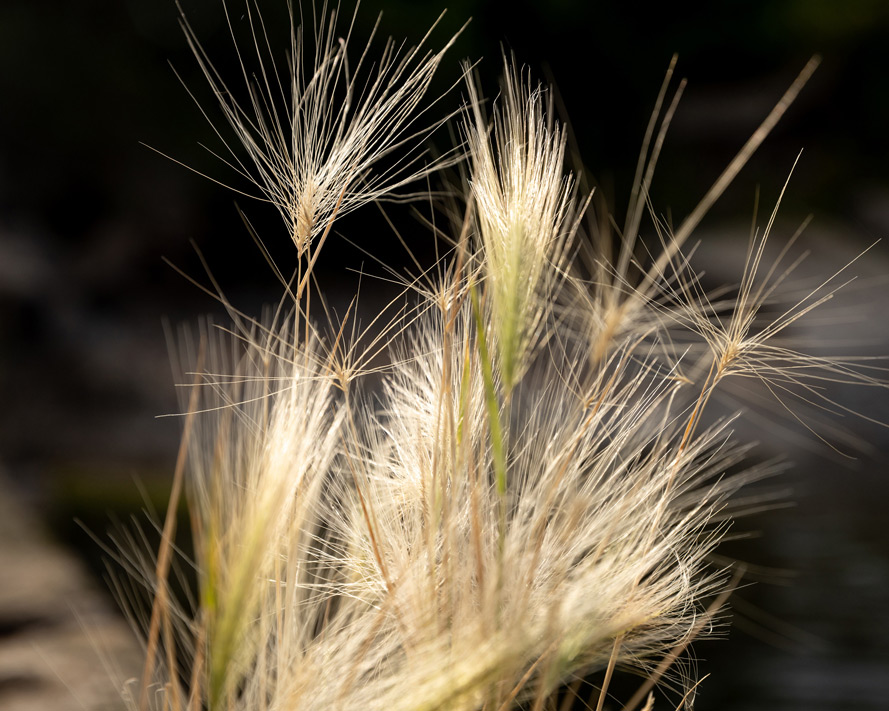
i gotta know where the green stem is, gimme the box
[470,285,508,560]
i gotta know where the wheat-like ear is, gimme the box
[150,315,348,711]
[464,56,581,395]
[175,0,465,258]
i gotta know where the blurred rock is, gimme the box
[0,469,140,711]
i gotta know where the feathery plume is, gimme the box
[113,3,887,710]
[464,59,580,393]
[176,0,464,257]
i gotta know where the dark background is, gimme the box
[1,1,888,709]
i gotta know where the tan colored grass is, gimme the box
[115,3,886,710]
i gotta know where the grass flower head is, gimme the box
[177,0,464,257]
[114,4,887,710]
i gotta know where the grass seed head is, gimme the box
[116,3,887,710]
[177,0,464,256]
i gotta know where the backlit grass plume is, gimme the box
[465,59,580,395]
[174,0,464,258]
[114,3,886,710]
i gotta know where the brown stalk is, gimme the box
[139,339,205,711]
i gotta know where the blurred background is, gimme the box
[1,0,887,708]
